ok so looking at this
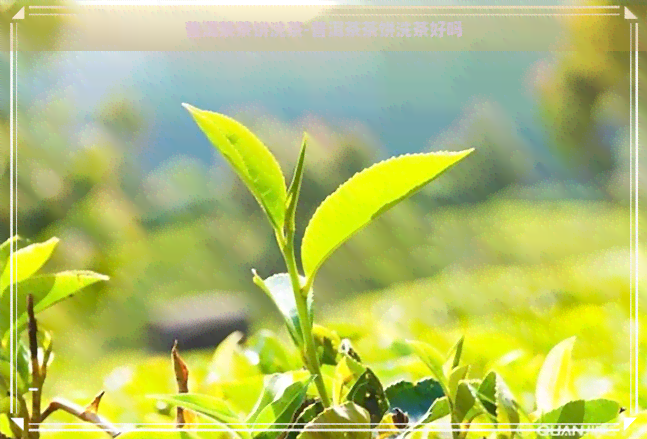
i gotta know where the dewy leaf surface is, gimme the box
[301,150,473,280]
[182,104,287,230]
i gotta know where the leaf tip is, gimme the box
[181,102,199,114]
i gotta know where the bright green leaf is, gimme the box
[296,402,372,439]
[252,376,314,439]
[538,399,621,439]
[249,330,298,374]
[208,331,259,383]
[182,104,287,231]
[442,336,464,377]
[252,272,312,349]
[536,337,577,413]
[301,150,473,281]
[0,237,59,297]
[285,133,308,234]
[404,340,449,396]
[477,371,497,420]
[148,393,246,438]
[495,373,520,435]
[0,270,109,338]
[333,355,366,405]
[0,236,20,278]
[247,373,299,424]
[419,396,450,424]
[447,365,469,402]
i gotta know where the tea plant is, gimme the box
[0,236,113,438]
[0,107,626,439]
[140,105,623,439]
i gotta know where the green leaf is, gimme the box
[149,393,247,438]
[0,270,109,338]
[301,150,473,281]
[0,237,59,297]
[477,372,497,419]
[419,396,450,424]
[346,368,390,425]
[249,330,298,374]
[447,365,470,402]
[538,399,621,439]
[285,134,308,233]
[252,376,314,439]
[495,373,520,435]
[182,104,287,231]
[208,331,259,383]
[287,400,325,439]
[535,336,576,413]
[404,340,449,396]
[453,381,487,424]
[296,402,372,439]
[247,373,300,424]
[252,272,312,348]
[442,336,465,377]
[0,236,20,277]
[333,355,366,405]
[384,379,444,424]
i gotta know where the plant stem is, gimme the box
[40,398,121,438]
[27,295,41,439]
[279,232,331,408]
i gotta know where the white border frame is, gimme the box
[5,2,638,436]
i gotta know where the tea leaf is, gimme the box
[252,376,314,439]
[248,373,301,424]
[346,368,389,425]
[419,396,450,424]
[249,330,298,374]
[538,399,621,439]
[0,236,21,277]
[536,337,577,413]
[404,340,449,395]
[477,371,497,420]
[296,402,372,439]
[442,336,465,377]
[301,150,473,281]
[287,400,325,439]
[208,331,259,383]
[495,373,520,435]
[333,356,366,405]
[149,393,246,438]
[182,104,287,231]
[252,272,313,348]
[285,134,308,234]
[0,237,59,297]
[447,365,470,402]
[1,270,109,338]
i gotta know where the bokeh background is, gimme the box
[1,0,647,433]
